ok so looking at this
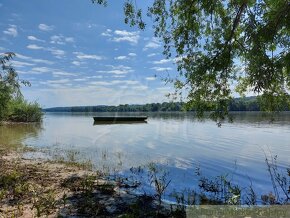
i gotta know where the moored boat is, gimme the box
[93,116,148,122]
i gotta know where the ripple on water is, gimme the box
[2,112,289,201]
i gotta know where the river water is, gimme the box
[1,112,289,202]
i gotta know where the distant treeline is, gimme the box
[44,102,184,112]
[44,97,289,112]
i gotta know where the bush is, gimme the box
[0,83,12,120]
[7,98,42,122]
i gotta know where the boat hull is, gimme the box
[93,116,148,122]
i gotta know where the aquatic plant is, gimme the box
[7,98,42,122]
[147,162,171,208]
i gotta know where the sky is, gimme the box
[0,0,178,108]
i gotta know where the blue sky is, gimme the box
[0,0,177,107]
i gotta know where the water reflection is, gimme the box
[1,112,290,201]
[0,123,42,149]
[93,120,147,125]
[46,111,290,125]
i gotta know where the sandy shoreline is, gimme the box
[1,151,93,217]
[1,143,289,217]
[0,149,171,217]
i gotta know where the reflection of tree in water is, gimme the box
[228,112,290,125]
[0,123,42,149]
[147,112,290,125]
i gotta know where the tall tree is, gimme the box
[0,52,30,120]
[93,0,290,122]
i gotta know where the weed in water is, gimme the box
[147,162,171,211]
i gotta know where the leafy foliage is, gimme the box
[7,98,42,122]
[0,52,42,122]
[92,0,290,122]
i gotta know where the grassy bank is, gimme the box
[0,150,174,217]
[0,98,42,123]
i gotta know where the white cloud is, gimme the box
[50,35,74,44]
[18,67,54,75]
[87,23,98,29]
[11,60,35,68]
[102,29,139,45]
[65,37,74,43]
[147,53,157,57]
[3,25,18,37]
[146,77,157,81]
[86,75,103,79]
[41,79,70,85]
[31,67,52,73]
[74,78,87,82]
[50,35,64,44]
[111,65,133,73]
[15,70,31,75]
[39,23,54,31]
[114,53,136,60]
[108,70,128,75]
[27,35,45,42]
[16,53,53,65]
[72,61,81,66]
[15,53,30,60]
[24,85,171,107]
[156,87,171,91]
[114,56,128,60]
[97,65,133,75]
[89,80,139,86]
[110,30,140,45]
[151,67,172,72]
[152,59,172,64]
[101,29,112,37]
[27,44,44,50]
[74,52,103,61]
[132,85,148,91]
[26,44,65,58]
[128,53,137,57]
[49,48,65,58]
[97,70,127,75]
[24,67,76,77]
[32,59,54,65]
[50,49,65,56]
[114,30,136,36]
[144,37,161,50]
[111,75,126,78]
[53,71,77,77]
[88,81,114,86]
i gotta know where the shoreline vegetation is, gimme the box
[0,143,289,217]
[43,97,289,113]
[0,53,42,124]
[0,98,42,124]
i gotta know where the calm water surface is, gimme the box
[1,112,290,200]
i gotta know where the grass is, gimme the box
[0,151,173,217]
[0,154,99,217]
[5,98,42,123]
[46,148,94,171]
[0,159,58,217]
